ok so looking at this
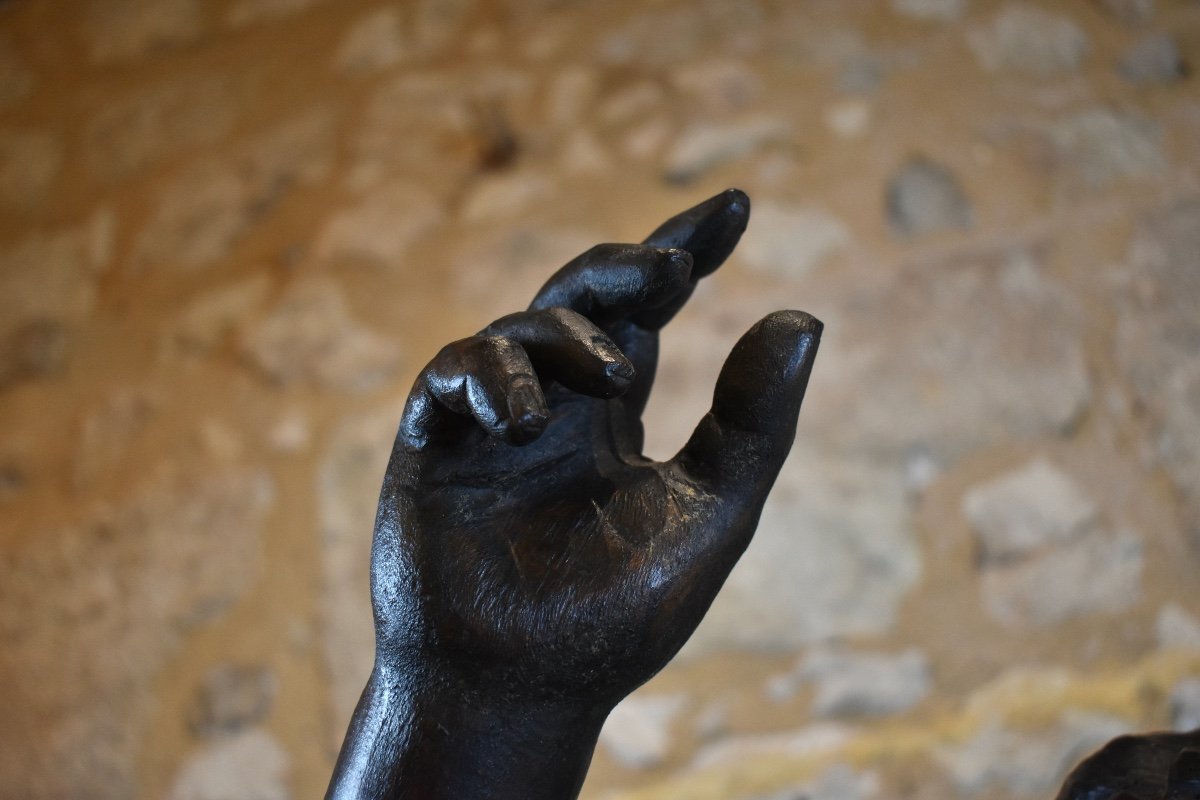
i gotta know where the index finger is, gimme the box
[528,243,693,323]
[642,187,750,279]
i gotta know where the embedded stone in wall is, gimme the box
[0,705,143,800]
[842,64,886,98]
[134,110,334,271]
[891,0,968,21]
[0,466,274,799]
[800,246,1090,463]
[1099,0,1155,24]
[669,59,761,116]
[0,128,61,209]
[240,276,399,391]
[753,764,881,800]
[961,459,1143,628]
[73,386,160,490]
[886,157,972,237]
[903,444,942,497]
[1117,200,1200,521]
[226,0,324,28]
[336,8,409,73]
[83,0,204,63]
[86,78,238,180]
[410,0,474,54]
[559,129,612,175]
[797,647,932,718]
[167,729,291,800]
[266,408,311,454]
[1157,604,1200,651]
[317,407,400,743]
[736,202,850,280]
[1049,109,1165,188]
[622,118,672,161]
[663,115,786,184]
[691,722,854,770]
[963,458,1098,565]
[1118,34,1185,84]
[980,531,1143,627]
[597,5,723,68]
[599,693,689,770]
[968,5,1088,75]
[171,273,273,354]
[1172,679,1200,731]
[197,418,244,463]
[599,81,664,126]
[334,1,472,74]
[316,183,443,266]
[188,664,277,739]
[136,167,246,271]
[0,209,115,342]
[460,171,553,223]
[544,66,599,128]
[935,713,1131,795]
[824,100,872,139]
[351,73,475,191]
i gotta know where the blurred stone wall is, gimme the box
[1,0,1199,798]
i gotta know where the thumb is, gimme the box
[672,310,822,495]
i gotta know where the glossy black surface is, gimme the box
[325,189,822,800]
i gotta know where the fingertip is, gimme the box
[604,353,635,383]
[643,189,752,278]
[710,309,823,432]
[754,311,824,374]
[596,354,635,398]
[764,309,823,339]
[505,375,549,445]
[693,187,751,227]
[721,187,750,218]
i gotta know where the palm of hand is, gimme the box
[371,190,821,705]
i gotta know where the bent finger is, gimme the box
[528,244,693,324]
[482,307,634,398]
[399,335,548,450]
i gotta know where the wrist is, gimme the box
[328,659,614,800]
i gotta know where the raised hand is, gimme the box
[327,189,822,800]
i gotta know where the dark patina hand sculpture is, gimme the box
[1057,730,1200,800]
[325,189,822,799]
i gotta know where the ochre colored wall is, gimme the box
[1,1,1199,798]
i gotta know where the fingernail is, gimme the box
[605,357,635,384]
[508,376,548,429]
[664,248,693,282]
[592,337,635,384]
[721,187,749,217]
[665,248,692,266]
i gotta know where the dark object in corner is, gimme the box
[1057,729,1200,800]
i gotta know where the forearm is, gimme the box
[326,661,610,800]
